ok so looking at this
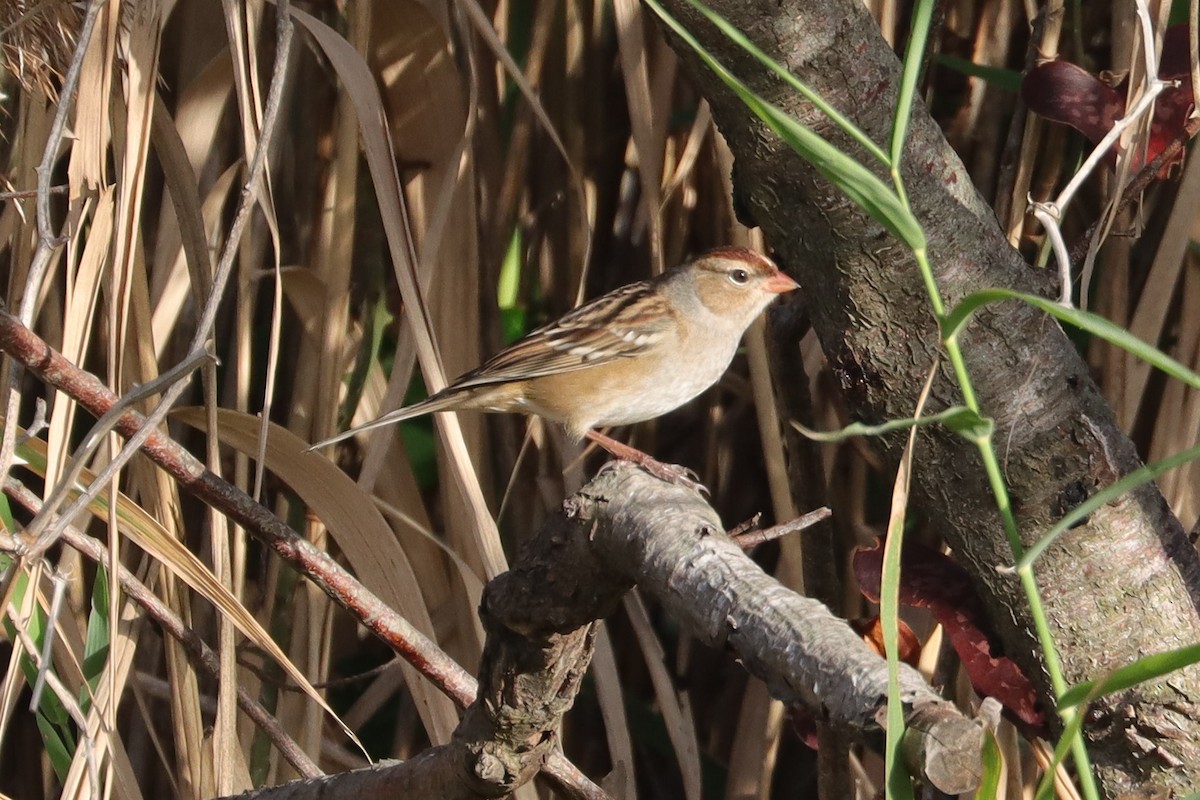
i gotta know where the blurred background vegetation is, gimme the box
[0,0,1196,797]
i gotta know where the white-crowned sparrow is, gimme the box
[312,247,798,484]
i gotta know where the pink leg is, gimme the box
[584,430,707,493]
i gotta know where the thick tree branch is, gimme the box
[584,465,981,793]
[651,0,1200,794]
[223,463,983,799]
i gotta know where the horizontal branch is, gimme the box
[226,462,981,798]
[585,464,983,793]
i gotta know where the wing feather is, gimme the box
[453,281,673,388]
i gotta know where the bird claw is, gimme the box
[638,459,708,495]
[585,429,708,494]
[597,455,708,495]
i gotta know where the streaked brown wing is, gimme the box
[453,281,672,388]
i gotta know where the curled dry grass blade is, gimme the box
[9,428,369,758]
[173,407,461,744]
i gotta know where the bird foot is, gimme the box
[587,430,708,494]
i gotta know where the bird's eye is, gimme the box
[729,268,750,285]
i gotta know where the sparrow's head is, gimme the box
[676,247,799,329]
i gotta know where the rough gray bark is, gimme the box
[653,0,1200,795]
[587,465,982,794]
[221,464,983,799]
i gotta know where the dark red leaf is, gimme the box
[1023,60,1124,144]
[1022,25,1198,177]
[853,540,1047,737]
[788,706,820,751]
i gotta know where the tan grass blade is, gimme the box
[1147,251,1200,522]
[362,0,496,592]
[624,590,702,799]
[1122,149,1200,421]
[661,102,711,210]
[373,495,486,646]
[589,626,637,799]
[65,1,113,191]
[148,48,234,307]
[59,589,149,800]
[457,0,593,275]
[45,190,110,493]
[301,7,364,450]
[0,562,42,765]
[221,1,285,506]
[613,0,663,272]
[367,428,485,666]
[725,680,784,800]
[14,430,369,760]
[290,5,508,581]
[173,407,462,744]
[150,163,239,354]
[1001,2,1061,244]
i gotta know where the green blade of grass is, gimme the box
[891,0,935,167]
[792,404,982,442]
[683,0,889,165]
[944,289,1200,391]
[1058,642,1200,710]
[933,55,1021,92]
[644,0,926,251]
[975,728,1003,799]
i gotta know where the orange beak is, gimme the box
[765,270,800,294]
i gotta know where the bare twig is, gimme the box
[0,184,69,200]
[731,506,833,550]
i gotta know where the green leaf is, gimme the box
[943,289,1200,391]
[974,728,1003,799]
[1035,707,1088,800]
[684,0,888,165]
[1059,642,1200,710]
[939,407,994,441]
[793,404,979,442]
[0,490,15,532]
[83,566,111,702]
[891,0,935,167]
[0,564,70,731]
[498,226,523,309]
[645,0,926,252]
[36,711,74,781]
[934,54,1021,92]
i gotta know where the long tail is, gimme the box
[306,386,482,451]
